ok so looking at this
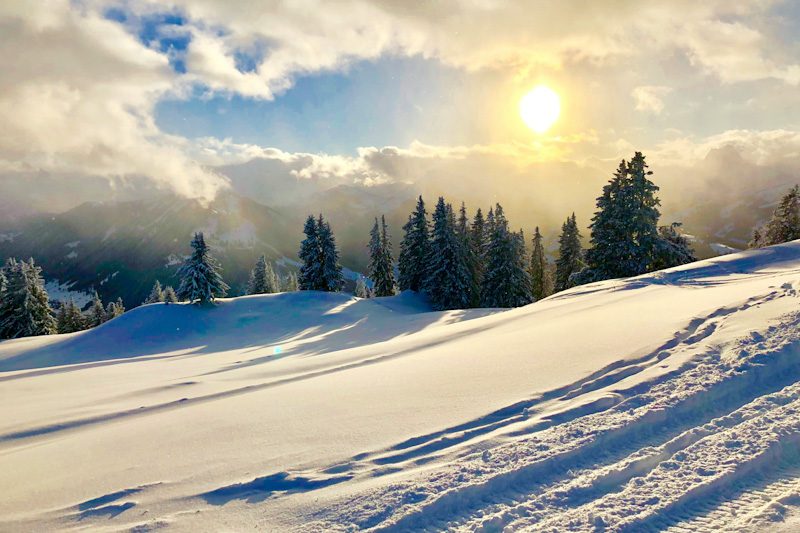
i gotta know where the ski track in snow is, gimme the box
[0,241,799,532]
[307,299,800,532]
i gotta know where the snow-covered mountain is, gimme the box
[1,241,798,531]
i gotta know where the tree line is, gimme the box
[0,152,798,340]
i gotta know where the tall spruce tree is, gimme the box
[0,258,56,339]
[554,214,584,292]
[368,216,396,296]
[530,226,549,301]
[144,280,164,304]
[88,291,106,327]
[455,203,480,307]
[470,208,487,302]
[248,255,278,294]
[298,215,320,290]
[316,215,345,292]
[577,152,692,284]
[481,204,533,307]
[176,232,229,304]
[424,198,473,310]
[751,184,800,247]
[398,196,431,292]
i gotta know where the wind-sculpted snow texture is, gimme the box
[0,242,799,532]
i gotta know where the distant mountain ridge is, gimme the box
[0,192,300,308]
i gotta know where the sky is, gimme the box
[1,0,799,210]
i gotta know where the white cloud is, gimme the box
[0,2,228,201]
[632,86,672,114]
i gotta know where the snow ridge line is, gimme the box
[311,309,800,531]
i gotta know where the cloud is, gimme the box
[632,86,672,114]
[1,0,798,208]
[0,2,227,201]
[144,0,800,102]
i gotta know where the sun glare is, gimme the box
[520,86,560,134]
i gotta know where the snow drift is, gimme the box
[1,241,799,532]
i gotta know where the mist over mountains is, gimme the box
[1,144,796,307]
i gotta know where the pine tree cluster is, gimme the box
[367,216,396,297]
[395,196,544,310]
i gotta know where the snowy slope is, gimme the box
[1,242,799,532]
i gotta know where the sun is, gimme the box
[519,86,560,134]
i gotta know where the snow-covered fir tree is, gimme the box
[106,297,125,320]
[529,226,550,301]
[283,272,298,292]
[316,215,345,292]
[144,280,164,304]
[554,213,584,292]
[750,184,800,247]
[163,285,178,303]
[354,275,370,298]
[576,152,692,285]
[368,216,396,297]
[456,203,480,307]
[248,255,278,294]
[469,208,486,303]
[176,232,229,304]
[88,291,106,327]
[654,222,696,269]
[0,258,56,339]
[398,196,430,292]
[480,204,532,307]
[56,299,86,334]
[298,215,320,290]
[424,198,473,310]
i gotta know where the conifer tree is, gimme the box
[88,291,106,327]
[283,272,298,292]
[0,258,56,339]
[554,214,584,292]
[316,215,345,292]
[398,196,431,292]
[163,285,178,303]
[368,216,396,296]
[654,222,696,269]
[424,198,473,310]
[248,255,275,294]
[57,299,86,334]
[750,184,800,247]
[144,280,164,304]
[480,205,532,307]
[298,215,320,290]
[576,152,693,284]
[354,276,370,298]
[530,226,549,301]
[106,297,125,320]
[470,208,487,302]
[455,203,480,306]
[176,232,229,304]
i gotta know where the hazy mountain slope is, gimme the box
[0,192,299,307]
[0,241,798,531]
